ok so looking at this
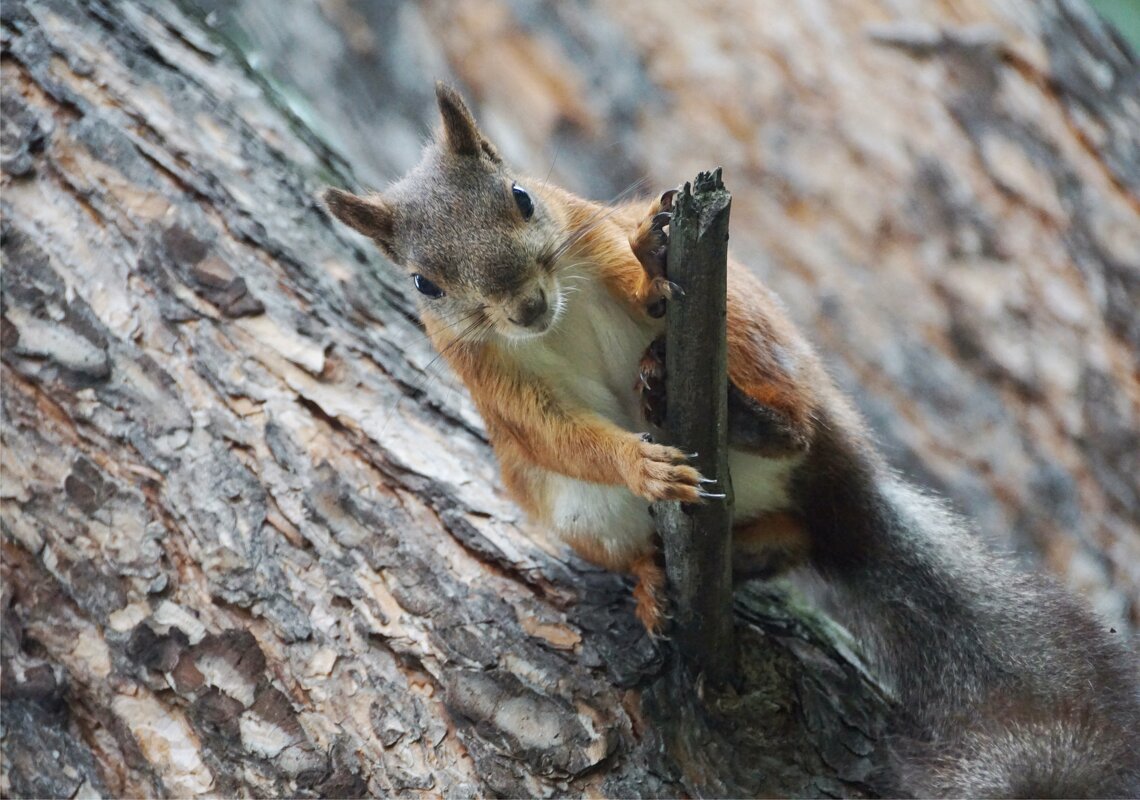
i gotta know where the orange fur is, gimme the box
[449,342,633,485]
[724,265,818,435]
[563,196,665,315]
[439,332,702,508]
[629,550,668,634]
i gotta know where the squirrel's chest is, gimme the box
[521,281,658,428]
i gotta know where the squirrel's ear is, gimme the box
[322,188,396,253]
[435,82,501,163]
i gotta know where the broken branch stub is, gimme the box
[654,168,735,685]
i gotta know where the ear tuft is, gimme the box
[322,188,396,252]
[434,82,501,163]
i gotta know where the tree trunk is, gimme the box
[189,0,1139,633]
[1,0,1135,797]
[1,1,887,796]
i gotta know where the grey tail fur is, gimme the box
[793,417,1140,797]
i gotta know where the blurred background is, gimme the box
[179,0,1139,634]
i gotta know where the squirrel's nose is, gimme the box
[508,289,548,328]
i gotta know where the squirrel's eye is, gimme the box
[413,274,445,298]
[512,182,534,220]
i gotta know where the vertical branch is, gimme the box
[654,169,735,684]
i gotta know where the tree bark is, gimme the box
[3,0,1136,797]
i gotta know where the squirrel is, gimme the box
[324,83,1140,797]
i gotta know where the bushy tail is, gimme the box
[890,699,1140,797]
[798,438,1140,797]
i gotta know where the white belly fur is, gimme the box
[516,274,654,429]
[730,449,802,522]
[542,474,655,561]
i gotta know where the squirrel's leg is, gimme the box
[724,287,815,455]
[629,549,668,634]
[562,529,667,635]
[459,358,707,503]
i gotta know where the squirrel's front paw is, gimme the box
[628,436,704,503]
[629,190,683,318]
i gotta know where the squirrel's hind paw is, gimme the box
[630,551,669,637]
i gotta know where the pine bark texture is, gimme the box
[2,0,1136,798]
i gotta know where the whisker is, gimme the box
[542,141,563,190]
[535,176,650,269]
[422,314,491,374]
[549,177,649,260]
[410,306,486,345]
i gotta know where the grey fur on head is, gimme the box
[321,188,395,254]
[323,84,570,343]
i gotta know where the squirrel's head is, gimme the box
[324,83,570,344]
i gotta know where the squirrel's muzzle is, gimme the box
[507,288,549,330]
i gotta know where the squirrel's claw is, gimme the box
[638,337,667,428]
[645,277,683,319]
[662,279,684,299]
